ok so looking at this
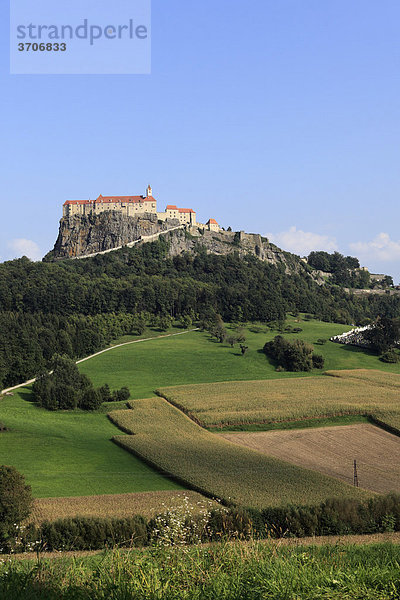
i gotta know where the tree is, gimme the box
[227,335,237,347]
[240,344,249,355]
[0,466,33,542]
[79,388,102,411]
[263,336,317,372]
[179,315,193,329]
[99,383,112,403]
[112,387,131,402]
[235,327,246,343]
[312,354,325,369]
[158,315,173,331]
[33,355,104,411]
[364,317,400,354]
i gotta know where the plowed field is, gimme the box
[220,424,400,494]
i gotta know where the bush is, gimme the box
[0,466,33,544]
[243,494,400,539]
[28,516,148,552]
[263,336,325,372]
[380,349,399,363]
[79,388,103,411]
[111,387,131,402]
[312,354,325,369]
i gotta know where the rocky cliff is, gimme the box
[51,212,180,259]
[49,212,312,277]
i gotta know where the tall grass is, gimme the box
[1,541,400,599]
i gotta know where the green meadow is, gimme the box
[0,390,183,498]
[79,317,400,399]
[1,317,399,499]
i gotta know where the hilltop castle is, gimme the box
[63,185,220,232]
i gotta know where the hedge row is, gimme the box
[7,494,400,553]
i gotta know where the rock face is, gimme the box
[166,228,295,272]
[50,212,308,275]
[52,212,180,259]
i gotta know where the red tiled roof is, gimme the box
[64,195,156,206]
[166,205,178,210]
[179,208,195,213]
[63,200,92,205]
[207,218,218,224]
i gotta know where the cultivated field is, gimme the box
[31,490,215,524]
[158,369,400,429]
[2,319,399,500]
[109,398,368,508]
[220,424,400,494]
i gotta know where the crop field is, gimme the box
[2,319,399,501]
[0,390,183,498]
[79,317,400,400]
[31,490,215,524]
[158,369,400,429]
[220,424,400,494]
[109,397,368,509]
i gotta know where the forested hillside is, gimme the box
[1,238,400,389]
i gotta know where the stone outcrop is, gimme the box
[49,212,311,276]
[166,227,295,272]
[52,212,180,259]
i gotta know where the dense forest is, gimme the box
[1,238,400,388]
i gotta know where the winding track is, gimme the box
[0,328,199,395]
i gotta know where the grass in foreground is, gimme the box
[1,541,400,599]
[109,398,367,509]
[158,369,400,429]
[0,390,183,497]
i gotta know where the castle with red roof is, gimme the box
[63,185,220,231]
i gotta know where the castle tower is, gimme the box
[146,184,152,197]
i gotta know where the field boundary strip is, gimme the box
[0,329,199,395]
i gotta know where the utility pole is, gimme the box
[353,459,359,487]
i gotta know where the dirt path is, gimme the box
[1,329,199,395]
[220,424,400,494]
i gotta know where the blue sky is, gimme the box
[1,1,400,280]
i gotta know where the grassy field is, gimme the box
[1,318,399,500]
[79,317,400,399]
[2,541,400,599]
[0,390,183,498]
[109,397,368,509]
[158,369,400,429]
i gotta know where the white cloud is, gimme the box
[8,238,42,261]
[266,226,338,256]
[349,233,400,262]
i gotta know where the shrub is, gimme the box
[31,516,148,552]
[380,349,399,363]
[0,466,33,545]
[79,388,103,411]
[264,336,325,372]
[312,354,325,369]
[111,387,131,402]
[99,383,112,402]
